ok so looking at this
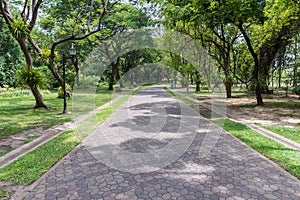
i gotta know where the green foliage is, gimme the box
[10,19,30,39]
[78,74,100,87]
[0,184,10,200]
[15,66,48,88]
[0,18,24,87]
[248,74,265,92]
[37,49,60,67]
[57,83,72,98]
[102,3,151,30]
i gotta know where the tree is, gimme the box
[0,0,115,108]
[158,1,244,97]
[159,0,300,105]
[193,0,266,105]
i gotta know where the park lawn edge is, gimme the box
[0,87,141,198]
[165,87,300,180]
[256,124,300,144]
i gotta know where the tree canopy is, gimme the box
[0,0,299,107]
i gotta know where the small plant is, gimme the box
[292,85,300,99]
[15,66,48,89]
[10,18,30,39]
[57,83,72,98]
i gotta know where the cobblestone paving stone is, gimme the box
[15,87,300,200]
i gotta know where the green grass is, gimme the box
[213,119,300,179]
[0,88,136,187]
[0,89,113,139]
[258,125,300,144]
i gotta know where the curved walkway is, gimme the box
[13,87,300,200]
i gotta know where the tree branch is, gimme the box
[50,1,107,68]
[0,0,14,23]
[29,0,42,31]
[27,36,43,56]
[87,0,95,31]
[21,0,29,21]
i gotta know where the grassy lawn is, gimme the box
[258,125,300,144]
[0,90,134,198]
[213,119,300,179]
[0,89,113,139]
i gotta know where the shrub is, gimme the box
[57,83,72,98]
[15,66,48,89]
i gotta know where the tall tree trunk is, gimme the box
[115,61,123,88]
[30,84,49,108]
[108,62,117,90]
[238,24,264,105]
[18,38,49,108]
[225,82,232,98]
[279,66,282,88]
[294,64,298,87]
[223,60,232,98]
[195,71,201,92]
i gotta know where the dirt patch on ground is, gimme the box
[0,127,45,156]
[194,92,300,128]
[223,94,299,127]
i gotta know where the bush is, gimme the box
[15,66,48,89]
[57,83,72,98]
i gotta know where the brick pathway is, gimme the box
[14,87,300,200]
